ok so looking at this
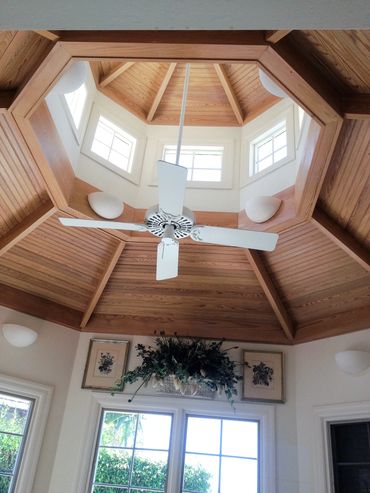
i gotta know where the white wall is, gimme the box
[1,304,368,493]
[0,306,79,493]
[294,329,370,493]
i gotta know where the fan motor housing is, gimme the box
[144,205,195,239]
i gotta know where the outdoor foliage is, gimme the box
[94,449,211,493]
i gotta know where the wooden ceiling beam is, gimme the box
[244,249,295,341]
[80,242,125,328]
[0,200,56,257]
[342,94,370,120]
[265,30,293,43]
[99,62,135,88]
[147,63,177,122]
[33,31,60,42]
[214,64,244,125]
[311,208,370,273]
[295,118,343,219]
[0,283,82,330]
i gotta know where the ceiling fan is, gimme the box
[59,65,278,281]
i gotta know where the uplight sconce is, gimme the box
[335,350,370,375]
[57,61,87,94]
[258,69,288,99]
[2,323,38,348]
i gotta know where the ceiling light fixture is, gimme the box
[335,350,370,375]
[2,323,38,347]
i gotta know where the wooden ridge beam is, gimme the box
[214,64,244,125]
[33,31,60,42]
[265,30,292,43]
[147,63,177,122]
[99,62,135,88]
[311,208,370,273]
[244,249,295,341]
[80,242,125,328]
[342,94,370,120]
[0,283,82,330]
[0,200,56,257]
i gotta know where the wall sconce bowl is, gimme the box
[57,61,87,94]
[245,196,282,223]
[335,350,370,375]
[258,69,287,99]
[88,192,124,219]
[2,323,38,348]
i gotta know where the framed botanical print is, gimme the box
[82,339,129,391]
[243,350,284,403]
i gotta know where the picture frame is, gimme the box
[82,339,129,391]
[243,350,284,403]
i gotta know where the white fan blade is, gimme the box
[59,217,147,232]
[157,160,187,217]
[190,226,278,251]
[156,239,179,281]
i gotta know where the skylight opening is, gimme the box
[91,115,137,173]
[163,145,224,182]
[252,121,288,175]
[64,83,88,129]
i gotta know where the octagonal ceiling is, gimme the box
[0,30,369,345]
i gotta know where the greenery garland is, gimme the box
[116,335,242,404]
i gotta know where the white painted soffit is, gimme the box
[1,0,369,29]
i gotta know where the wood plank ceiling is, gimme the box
[0,29,369,344]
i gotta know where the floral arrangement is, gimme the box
[116,335,242,404]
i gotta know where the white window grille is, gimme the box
[252,122,287,175]
[91,116,137,173]
[163,145,224,182]
[64,83,88,129]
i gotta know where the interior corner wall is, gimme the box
[294,329,370,493]
[0,306,79,493]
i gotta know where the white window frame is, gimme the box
[59,66,95,145]
[79,393,275,493]
[153,139,235,190]
[82,104,145,185]
[240,103,295,187]
[0,373,53,493]
[313,400,370,493]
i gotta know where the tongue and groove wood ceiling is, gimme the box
[0,30,369,345]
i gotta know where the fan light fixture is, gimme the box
[2,323,38,348]
[88,192,124,219]
[335,350,370,375]
[258,69,287,99]
[245,196,282,223]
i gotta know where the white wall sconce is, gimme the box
[335,350,370,375]
[245,196,282,223]
[57,61,87,94]
[258,68,287,99]
[2,323,38,348]
[88,191,124,219]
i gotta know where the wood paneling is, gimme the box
[319,119,370,248]
[0,214,119,312]
[89,242,285,341]
[290,30,370,94]
[263,222,370,329]
[0,31,52,90]
[0,113,49,236]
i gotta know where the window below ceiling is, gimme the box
[82,104,145,185]
[162,145,224,183]
[251,121,288,176]
[88,407,260,493]
[0,374,52,493]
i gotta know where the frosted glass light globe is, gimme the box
[245,196,282,223]
[259,69,287,98]
[335,350,370,375]
[88,192,124,219]
[2,323,38,348]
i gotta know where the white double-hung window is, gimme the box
[251,121,288,176]
[87,404,264,493]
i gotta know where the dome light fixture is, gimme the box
[335,350,370,375]
[88,192,124,219]
[57,61,87,94]
[245,196,282,223]
[258,68,287,99]
[2,323,38,348]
